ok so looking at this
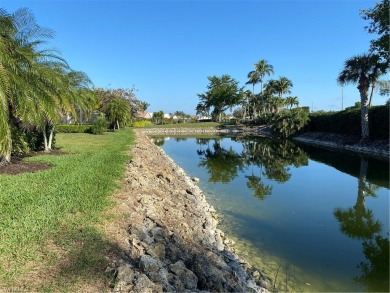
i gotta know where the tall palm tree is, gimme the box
[242,90,252,120]
[246,70,260,95]
[254,60,274,116]
[253,59,274,95]
[246,71,260,118]
[338,53,385,141]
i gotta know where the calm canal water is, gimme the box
[152,135,389,292]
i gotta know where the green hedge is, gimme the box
[56,124,92,133]
[307,105,389,139]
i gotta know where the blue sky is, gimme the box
[2,0,386,114]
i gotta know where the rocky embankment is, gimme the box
[140,125,270,136]
[110,130,267,292]
[294,132,389,160]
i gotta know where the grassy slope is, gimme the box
[0,128,134,291]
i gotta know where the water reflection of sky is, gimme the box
[158,136,389,292]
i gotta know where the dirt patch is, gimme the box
[0,150,69,175]
[0,159,51,175]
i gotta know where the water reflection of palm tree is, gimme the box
[357,234,389,292]
[334,158,381,239]
[333,157,389,291]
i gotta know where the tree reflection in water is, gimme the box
[197,138,244,183]
[195,136,308,198]
[150,136,166,147]
[154,135,389,290]
[333,158,389,292]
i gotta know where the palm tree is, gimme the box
[242,90,252,120]
[0,8,68,164]
[285,96,299,109]
[338,53,385,141]
[246,71,260,95]
[254,60,274,117]
[275,76,293,98]
[246,60,274,118]
[246,71,260,119]
[104,98,131,130]
[253,60,274,94]
[334,158,381,239]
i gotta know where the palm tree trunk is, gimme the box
[356,157,368,209]
[252,84,256,119]
[116,120,120,130]
[360,91,370,141]
[43,124,50,152]
[48,127,54,150]
[0,133,12,166]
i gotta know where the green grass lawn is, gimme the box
[0,128,134,290]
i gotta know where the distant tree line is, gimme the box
[196,60,308,138]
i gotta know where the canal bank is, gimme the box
[109,130,268,292]
[293,132,389,161]
[141,126,389,160]
[108,129,388,292]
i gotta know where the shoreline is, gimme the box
[110,130,267,292]
[140,127,389,160]
[293,132,389,161]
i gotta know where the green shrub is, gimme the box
[307,105,389,139]
[25,127,56,151]
[56,124,92,133]
[91,117,108,135]
[132,120,153,128]
[269,108,310,138]
[11,126,58,155]
[11,126,30,156]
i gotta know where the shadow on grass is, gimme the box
[42,225,129,292]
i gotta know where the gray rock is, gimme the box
[215,232,225,251]
[168,273,185,292]
[166,243,180,262]
[147,268,169,284]
[116,263,135,285]
[228,260,247,283]
[139,255,160,272]
[133,273,163,293]
[169,260,198,289]
[147,243,165,260]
